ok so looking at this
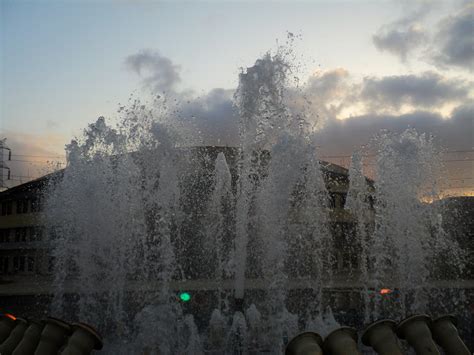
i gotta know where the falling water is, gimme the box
[345,152,373,323]
[206,152,234,311]
[44,48,467,354]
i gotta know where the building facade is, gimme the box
[0,147,472,346]
[0,172,62,317]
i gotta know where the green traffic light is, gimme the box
[179,292,191,302]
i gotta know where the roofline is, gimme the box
[0,170,64,198]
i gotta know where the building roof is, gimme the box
[0,170,64,200]
[0,146,373,200]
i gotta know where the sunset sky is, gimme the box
[1,0,473,193]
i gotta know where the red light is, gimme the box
[4,313,16,320]
[380,288,392,295]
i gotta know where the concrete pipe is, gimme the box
[323,327,361,355]
[396,314,440,355]
[0,315,17,344]
[12,320,44,355]
[285,332,323,355]
[60,322,103,355]
[430,315,470,355]
[361,319,403,355]
[34,317,71,355]
[0,318,29,355]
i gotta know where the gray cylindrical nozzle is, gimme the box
[361,319,403,355]
[0,317,29,355]
[34,317,71,355]
[285,332,323,355]
[12,320,44,355]
[430,315,470,355]
[323,327,361,355]
[59,322,103,355]
[0,315,17,344]
[396,314,440,355]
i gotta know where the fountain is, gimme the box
[43,48,469,354]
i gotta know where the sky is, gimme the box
[0,0,473,194]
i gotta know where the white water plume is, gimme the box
[43,44,468,353]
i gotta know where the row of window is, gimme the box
[0,255,55,275]
[0,193,364,215]
[0,255,35,273]
[1,197,43,216]
[327,192,375,210]
[0,227,44,243]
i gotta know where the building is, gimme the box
[0,147,472,347]
[0,171,63,317]
[0,147,362,315]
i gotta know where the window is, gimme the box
[27,257,35,272]
[19,256,26,272]
[0,229,10,243]
[31,196,43,212]
[48,257,56,273]
[1,201,12,216]
[14,228,27,242]
[0,257,9,273]
[30,227,43,241]
[338,193,347,209]
[12,255,31,273]
[16,199,29,214]
[342,248,359,270]
[328,192,347,209]
[49,228,59,241]
[328,192,337,209]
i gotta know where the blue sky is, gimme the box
[1,0,473,192]
[1,0,428,133]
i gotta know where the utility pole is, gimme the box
[0,138,11,190]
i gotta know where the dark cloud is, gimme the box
[286,68,355,124]
[373,2,473,71]
[124,49,237,145]
[431,4,474,72]
[361,72,470,110]
[373,24,427,62]
[372,2,431,61]
[122,49,472,158]
[125,49,181,92]
[304,68,352,115]
[175,89,239,146]
[313,103,473,157]
[305,68,350,100]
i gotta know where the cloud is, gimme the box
[360,71,470,111]
[373,24,427,62]
[125,49,181,92]
[305,68,350,100]
[313,105,473,157]
[372,2,431,61]
[175,88,239,146]
[285,68,356,125]
[178,72,472,152]
[312,105,473,195]
[373,2,473,72]
[121,49,472,159]
[124,49,238,146]
[304,68,352,116]
[431,4,474,72]
[289,69,472,121]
